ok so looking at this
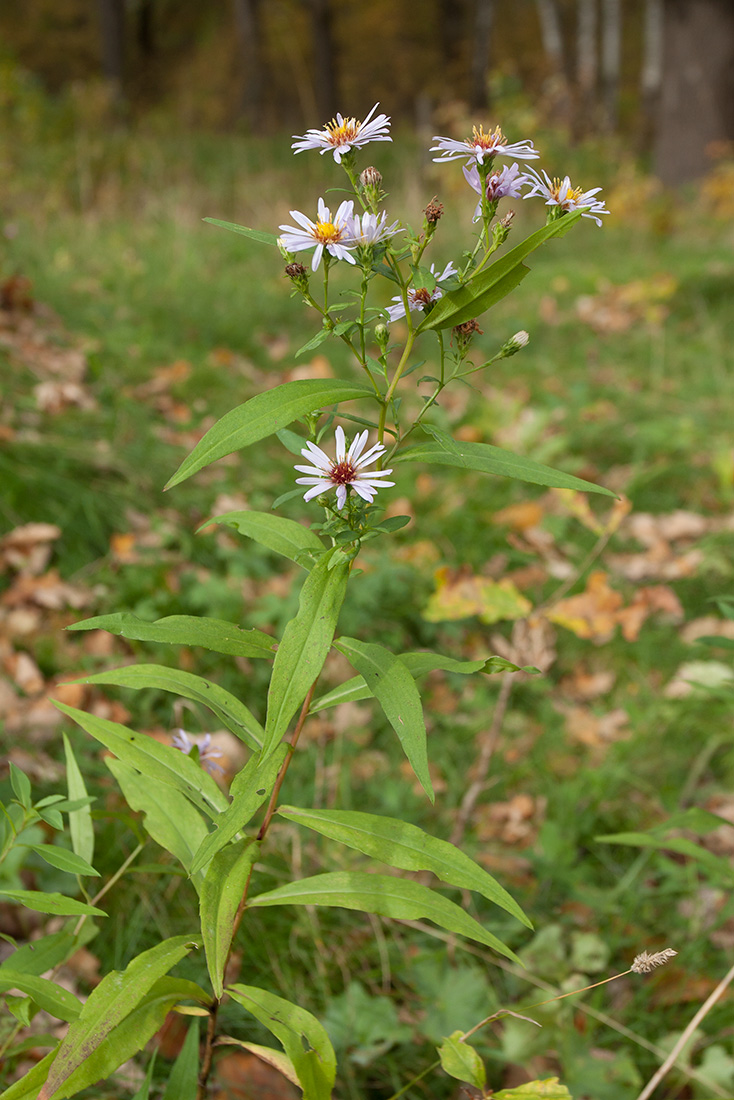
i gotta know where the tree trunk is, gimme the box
[600,0,621,131]
[303,0,338,122]
[97,0,125,97]
[439,0,468,68]
[654,0,734,184]
[575,0,598,133]
[640,0,664,140]
[469,0,495,111]
[234,0,264,130]
[535,0,572,122]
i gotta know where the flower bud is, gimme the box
[374,322,389,351]
[277,236,294,261]
[360,166,382,189]
[500,330,529,357]
[360,166,384,211]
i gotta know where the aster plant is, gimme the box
[3,106,628,1100]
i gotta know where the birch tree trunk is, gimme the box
[469,0,495,110]
[600,0,621,131]
[535,0,571,122]
[575,0,597,132]
[640,0,664,141]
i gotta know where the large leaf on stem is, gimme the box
[249,872,519,962]
[75,664,264,752]
[263,550,349,761]
[398,438,614,497]
[200,838,260,998]
[63,734,94,867]
[165,379,374,489]
[333,637,433,801]
[277,806,530,926]
[416,212,583,332]
[227,985,336,1100]
[204,217,278,246]
[68,612,277,660]
[205,510,324,568]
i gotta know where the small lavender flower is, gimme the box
[279,198,357,272]
[172,729,224,775]
[292,104,392,163]
[385,261,458,322]
[348,210,402,247]
[523,167,608,226]
[295,426,394,510]
[463,162,527,221]
[431,124,539,166]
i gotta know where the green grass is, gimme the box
[2,85,734,1098]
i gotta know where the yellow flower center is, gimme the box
[315,220,342,244]
[549,178,583,204]
[469,124,505,149]
[325,116,361,146]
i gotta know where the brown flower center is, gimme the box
[330,460,357,485]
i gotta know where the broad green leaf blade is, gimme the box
[54,702,228,819]
[398,438,614,497]
[200,838,260,998]
[0,890,105,918]
[203,217,278,246]
[75,664,264,752]
[494,1079,572,1099]
[190,746,287,873]
[217,1040,300,1088]
[165,379,373,489]
[26,844,99,877]
[0,972,81,1022]
[0,932,76,977]
[9,763,31,807]
[249,872,520,962]
[438,1031,486,1089]
[205,510,324,568]
[227,984,336,1100]
[38,937,200,1100]
[67,612,277,660]
[160,1019,199,1100]
[416,212,583,332]
[277,806,530,927]
[106,759,209,882]
[263,551,349,760]
[0,1050,57,1100]
[334,637,433,802]
[62,734,94,867]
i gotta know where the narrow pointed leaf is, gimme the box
[130,1051,157,1100]
[227,984,336,1100]
[398,438,614,496]
[67,612,277,660]
[74,664,264,751]
[0,890,105,918]
[38,937,200,1100]
[217,1040,300,1088]
[54,702,228,819]
[203,217,278,246]
[62,734,94,867]
[165,379,373,489]
[200,838,260,997]
[416,212,582,332]
[26,845,99,877]
[0,1050,57,1100]
[249,872,519,962]
[0,972,81,1022]
[333,637,433,801]
[0,932,76,977]
[160,1019,199,1100]
[263,550,348,760]
[190,746,287,873]
[204,510,324,568]
[277,806,530,926]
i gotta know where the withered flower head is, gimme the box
[631,948,678,974]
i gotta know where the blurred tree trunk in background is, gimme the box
[469,0,494,110]
[136,0,154,58]
[600,0,621,130]
[303,0,337,121]
[654,0,734,183]
[535,0,572,122]
[575,0,597,133]
[234,0,264,130]
[97,0,125,98]
[439,0,469,69]
[640,0,663,142]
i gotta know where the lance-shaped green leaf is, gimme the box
[62,734,94,867]
[165,379,374,489]
[438,1031,486,1089]
[248,872,520,962]
[596,830,734,880]
[398,438,614,497]
[263,550,348,760]
[200,838,260,998]
[0,1049,57,1100]
[190,746,287,873]
[416,212,582,332]
[161,1018,199,1100]
[37,937,200,1100]
[106,758,209,884]
[0,890,106,918]
[217,1040,300,1089]
[54,702,228,819]
[25,845,99,878]
[0,932,76,978]
[333,637,433,801]
[203,510,324,568]
[227,984,336,1100]
[204,217,278,246]
[67,612,277,660]
[74,664,264,752]
[277,806,530,927]
[494,1079,572,1099]
[0,972,81,1023]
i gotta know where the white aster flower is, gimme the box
[348,210,402,247]
[385,261,458,322]
[463,162,527,221]
[523,167,608,226]
[295,426,394,510]
[172,729,224,775]
[279,198,357,272]
[431,124,539,166]
[292,103,392,163]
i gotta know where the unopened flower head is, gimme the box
[523,167,608,226]
[349,210,402,247]
[172,729,224,775]
[292,104,392,163]
[295,426,394,510]
[432,124,539,166]
[631,948,678,974]
[501,330,529,356]
[279,198,357,272]
[463,162,527,220]
[385,261,458,322]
